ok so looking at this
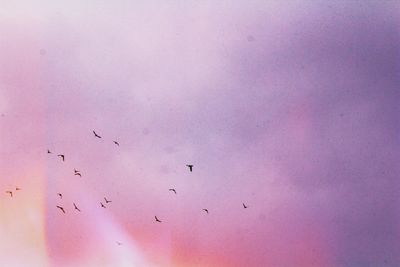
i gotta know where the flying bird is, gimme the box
[15,187,21,191]
[5,191,12,197]
[186,164,193,172]
[243,203,248,209]
[57,193,63,199]
[74,172,82,177]
[47,149,52,154]
[116,241,122,246]
[56,205,65,213]
[113,141,119,146]
[93,130,101,138]
[100,202,106,208]
[169,189,177,194]
[74,169,80,173]
[73,203,81,212]
[57,154,65,161]
[155,216,162,223]
[203,209,209,214]
[104,197,112,203]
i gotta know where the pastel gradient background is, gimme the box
[1,1,399,266]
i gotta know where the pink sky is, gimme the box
[1,1,400,266]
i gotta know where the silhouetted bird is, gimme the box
[57,154,65,161]
[5,191,12,197]
[116,241,122,246]
[186,164,193,172]
[203,209,209,214]
[93,130,101,138]
[243,203,248,209]
[113,141,119,146]
[58,193,63,199]
[73,203,81,212]
[155,216,162,223]
[74,169,80,173]
[101,202,106,208]
[74,172,82,177]
[47,149,51,154]
[104,197,112,203]
[169,189,177,194]
[15,187,21,191]
[56,205,65,213]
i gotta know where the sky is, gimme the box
[0,1,399,266]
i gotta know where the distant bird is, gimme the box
[247,35,255,42]
[93,130,101,138]
[100,202,106,208]
[113,141,119,146]
[57,193,63,199]
[15,187,21,191]
[56,205,65,213]
[169,189,177,194]
[74,172,82,177]
[243,203,248,209]
[57,154,65,161]
[73,203,81,212]
[47,149,52,154]
[186,164,193,172]
[5,191,12,197]
[203,209,209,214]
[155,216,162,223]
[104,197,112,203]
[74,169,80,173]
[116,241,122,246]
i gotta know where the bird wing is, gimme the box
[57,206,65,213]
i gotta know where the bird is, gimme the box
[74,172,82,177]
[74,169,80,173]
[73,203,81,212]
[15,187,21,191]
[203,209,209,214]
[155,216,162,223]
[57,193,63,199]
[113,141,119,146]
[243,203,248,209]
[100,202,106,208]
[57,154,65,161]
[169,189,177,194]
[47,149,52,154]
[5,191,12,197]
[186,164,193,172]
[56,206,65,213]
[116,241,122,246]
[104,197,112,204]
[93,130,101,138]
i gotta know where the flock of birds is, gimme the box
[5,129,249,243]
